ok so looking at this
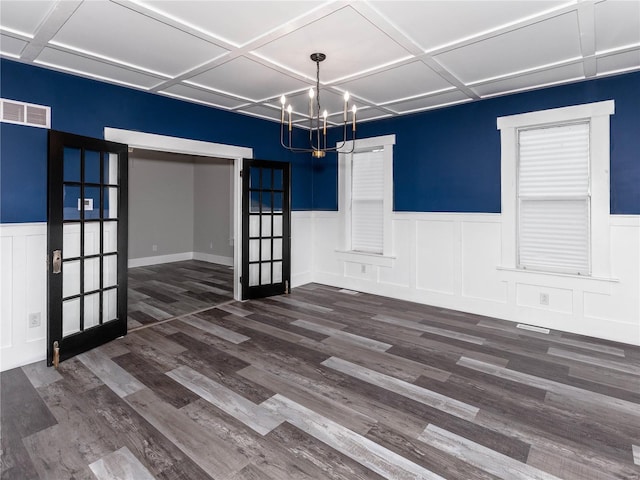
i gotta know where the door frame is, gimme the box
[241,159,291,299]
[47,130,129,366]
[104,128,252,301]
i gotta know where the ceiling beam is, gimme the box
[577,0,597,78]
[20,0,83,62]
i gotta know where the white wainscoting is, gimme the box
[312,211,640,346]
[2,212,636,371]
[0,223,48,371]
[291,211,313,288]
[0,213,315,371]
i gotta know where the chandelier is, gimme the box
[280,53,356,158]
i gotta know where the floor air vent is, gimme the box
[1,98,50,128]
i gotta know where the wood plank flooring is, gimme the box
[127,260,234,329]
[2,283,640,479]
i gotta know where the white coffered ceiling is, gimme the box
[1,0,639,127]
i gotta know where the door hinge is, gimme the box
[53,341,60,369]
[240,169,243,177]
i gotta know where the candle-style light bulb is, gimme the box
[308,88,314,119]
[280,95,286,123]
[352,105,357,131]
[280,95,286,105]
[343,91,349,122]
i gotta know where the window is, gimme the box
[338,134,395,258]
[518,122,590,274]
[498,100,614,278]
[351,149,384,253]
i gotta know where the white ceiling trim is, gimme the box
[19,0,82,62]
[468,56,585,87]
[47,41,171,78]
[0,0,637,127]
[32,58,155,91]
[421,1,581,55]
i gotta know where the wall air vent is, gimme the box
[1,98,50,128]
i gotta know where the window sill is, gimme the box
[496,266,619,283]
[335,250,396,268]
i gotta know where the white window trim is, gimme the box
[337,134,395,259]
[497,100,615,278]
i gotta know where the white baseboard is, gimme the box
[128,252,193,268]
[128,251,235,268]
[292,271,313,288]
[193,252,233,267]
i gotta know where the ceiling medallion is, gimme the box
[280,53,356,158]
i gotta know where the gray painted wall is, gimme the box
[194,159,233,259]
[128,150,232,262]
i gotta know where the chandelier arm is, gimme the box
[285,146,316,153]
[279,52,356,157]
[280,117,288,150]
[316,57,321,153]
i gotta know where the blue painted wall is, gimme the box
[315,70,640,214]
[0,123,48,222]
[0,59,312,223]
[1,59,639,223]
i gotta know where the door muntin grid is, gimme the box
[248,166,284,287]
[61,147,120,336]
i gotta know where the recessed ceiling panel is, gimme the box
[595,0,640,53]
[0,1,55,36]
[370,0,567,51]
[161,84,247,109]
[237,104,282,122]
[243,103,307,123]
[597,49,640,75]
[0,34,27,57]
[387,90,470,114]
[50,1,227,77]
[35,47,165,89]
[253,6,411,83]
[471,63,585,97]
[435,12,582,84]
[134,1,323,46]
[337,61,454,104]
[186,57,310,101]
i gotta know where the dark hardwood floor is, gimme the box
[2,283,639,479]
[128,260,234,329]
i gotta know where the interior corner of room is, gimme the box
[126,149,234,269]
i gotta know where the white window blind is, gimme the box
[518,122,590,274]
[351,149,384,254]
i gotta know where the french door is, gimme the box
[47,130,128,366]
[242,159,291,299]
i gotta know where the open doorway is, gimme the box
[126,149,234,329]
[104,127,252,329]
